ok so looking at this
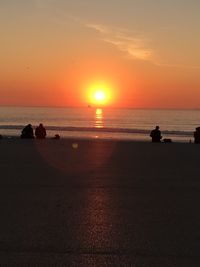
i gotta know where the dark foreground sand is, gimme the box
[0,138,200,266]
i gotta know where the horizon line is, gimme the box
[1,105,200,111]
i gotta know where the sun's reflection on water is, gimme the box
[95,108,103,129]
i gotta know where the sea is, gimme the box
[0,106,200,142]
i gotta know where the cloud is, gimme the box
[33,3,157,64]
[33,3,200,69]
[85,23,200,69]
[86,23,153,61]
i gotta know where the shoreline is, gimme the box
[0,134,194,144]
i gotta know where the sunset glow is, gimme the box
[1,1,200,108]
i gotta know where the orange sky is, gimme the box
[1,1,200,109]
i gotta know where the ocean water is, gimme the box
[0,106,200,142]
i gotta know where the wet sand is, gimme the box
[0,138,200,266]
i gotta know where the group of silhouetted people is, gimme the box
[1,123,199,143]
[20,124,60,139]
[21,123,46,139]
[150,125,200,144]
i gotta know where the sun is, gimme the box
[94,90,106,102]
[87,83,112,106]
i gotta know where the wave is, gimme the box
[0,124,193,137]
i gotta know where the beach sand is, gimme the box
[0,138,200,266]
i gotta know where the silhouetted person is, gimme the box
[35,123,46,139]
[150,126,162,142]
[194,127,200,144]
[21,124,34,139]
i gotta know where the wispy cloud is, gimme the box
[33,2,200,69]
[33,2,156,63]
[86,23,153,61]
[85,23,200,69]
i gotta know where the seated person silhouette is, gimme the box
[52,134,60,140]
[194,127,200,144]
[35,123,46,139]
[150,126,162,142]
[21,124,34,139]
